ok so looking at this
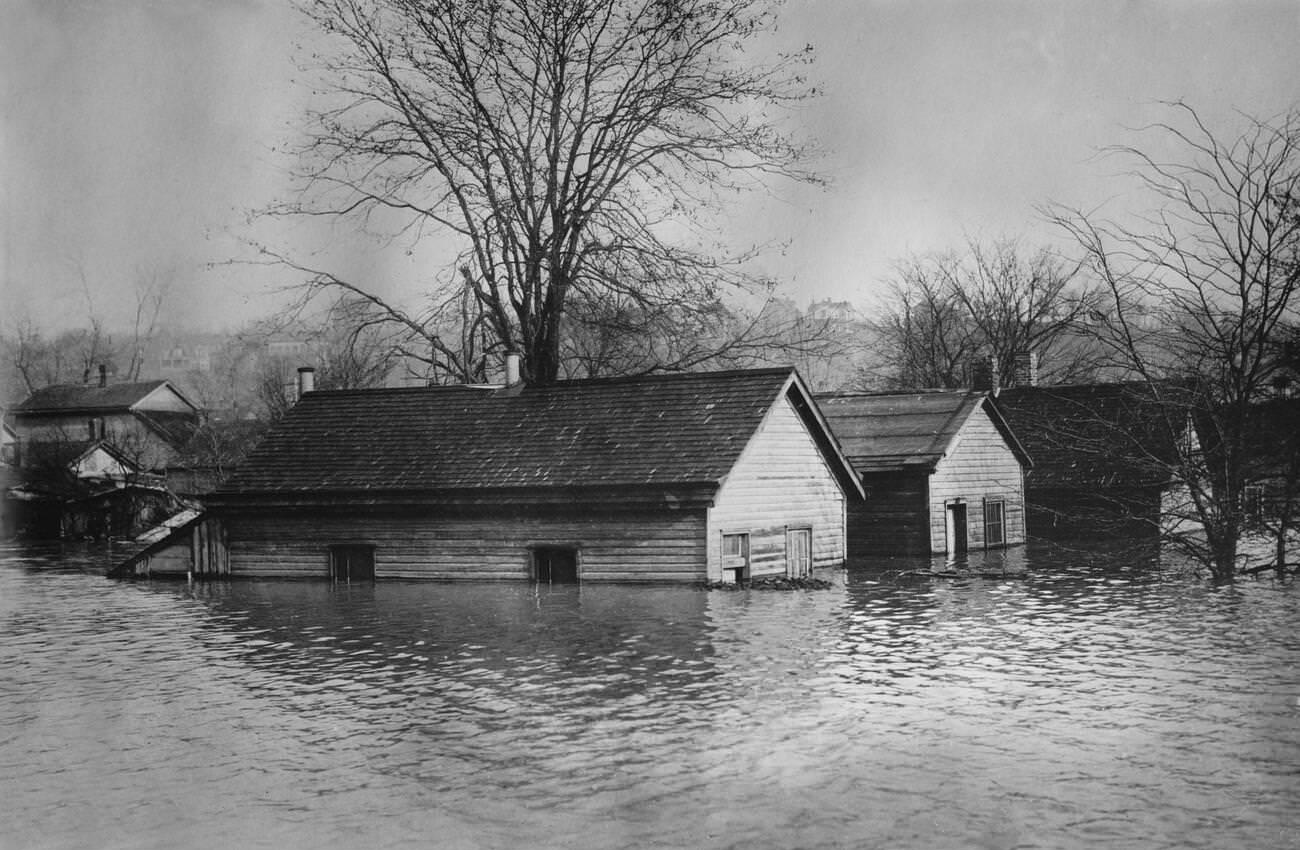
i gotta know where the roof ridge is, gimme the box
[818,388,970,399]
[300,367,796,397]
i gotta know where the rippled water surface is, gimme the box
[2,541,1298,850]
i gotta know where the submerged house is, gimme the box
[2,438,184,540]
[817,391,1031,557]
[996,383,1194,539]
[119,367,862,584]
[9,373,200,473]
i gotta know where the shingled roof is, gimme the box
[996,383,1188,489]
[816,390,1030,474]
[14,380,192,414]
[213,367,857,506]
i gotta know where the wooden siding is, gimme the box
[848,472,930,557]
[221,507,709,583]
[928,406,1027,552]
[706,391,847,581]
[15,413,181,471]
[117,517,229,578]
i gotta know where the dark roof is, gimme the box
[214,368,858,505]
[816,390,1030,473]
[14,381,177,414]
[996,383,1188,489]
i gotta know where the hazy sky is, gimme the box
[4,0,1300,333]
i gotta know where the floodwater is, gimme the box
[2,542,1298,850]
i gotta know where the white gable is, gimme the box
[70,445,136,480]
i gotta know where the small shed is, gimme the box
[120,367,863,584]
[817,391,1032,557]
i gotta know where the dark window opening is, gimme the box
[533,547,579,584]
[330,545,376,583]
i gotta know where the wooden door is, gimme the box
[787,528,812,578]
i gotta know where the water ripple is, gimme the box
[1,541,1298,849]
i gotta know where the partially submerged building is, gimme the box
[996,383,1195,539]
[9,372,200,473]
[116,367,863,584]
[817,391,1031,557]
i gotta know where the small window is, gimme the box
[533,547,579,583]
[721,532,750,583]
[1243,485,1265,520]
[330,545,376,583]
[984,499,1006,547]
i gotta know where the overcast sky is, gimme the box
[4,0,1300,333]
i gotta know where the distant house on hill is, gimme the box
[9,372,200,473]
[0,419,16,467]
[996,383,1195,539]
[119,367,863,584]
[817,391,1031,557]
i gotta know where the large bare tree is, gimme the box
[281,0,820,385]
[1048,101,1300,581]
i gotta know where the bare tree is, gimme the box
[862,254,977,389]
[864,237,1102,390]
[1048,101,1300,581]
[123,269,172,381]
[279,0,821,385]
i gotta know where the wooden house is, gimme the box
[10,373,200,473]
[1,434,187,540]
[816,391,1032,557]
[118,367,863,583]
[995,383,1194,539]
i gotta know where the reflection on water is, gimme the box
[2,541,1298,850]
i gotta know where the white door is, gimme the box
[787,528,812,577]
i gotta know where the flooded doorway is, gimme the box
[533,546,579,583]
[945,502,968,554]
[330,545,376,583]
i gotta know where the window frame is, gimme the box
[720,531,750,583]
[983,498,1006,548]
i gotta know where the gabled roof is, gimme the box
[213,367,861,506]
[14,380,197,415]
[996,383,1189,489]
[816,390,1031,474]
[67,440,139,476]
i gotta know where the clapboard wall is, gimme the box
[221,506,709,583]
[848,472,930,557]
[927,406,1027,552]
[706,391,847,580]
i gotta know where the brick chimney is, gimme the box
[1010,351,1039,388]
[505,353,522,387]
[296,366,316,400]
